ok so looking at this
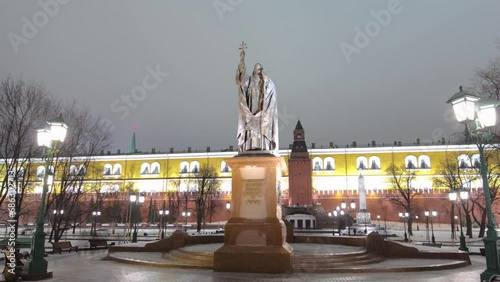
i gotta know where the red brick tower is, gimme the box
[288,120,313,206]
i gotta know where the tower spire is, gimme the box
[130,126,137,154]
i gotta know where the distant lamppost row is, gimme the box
[449,189,469,252]
[52,209,64,240]
[399,212,408,242]
[341,200,356,235]
[130,193,145,243]
[29,114,68,275]
[447,86,500,281]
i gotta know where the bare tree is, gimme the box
[432,155,478,238]
[192,165,221,232]
[0,77,54,236]
[384,163,419,236]
[45,103,112,242]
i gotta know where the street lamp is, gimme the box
[158,207,169,239]
[399,212,408,242]
[447,86,500,280]
[92,211,101,238]
[182,211,191,232]
[341,200,356,235]
[424,210,430,243]
[431,210,437,244]
[449,190,469,252]
[30,114,68,276]
[52,209,64,241]
[377,215,381,228]
[130,193,145,243]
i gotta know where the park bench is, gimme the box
[422,242,442,248]
[88,239,114,249]
[51,241,78,254]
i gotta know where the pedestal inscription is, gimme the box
[214,154,292,273]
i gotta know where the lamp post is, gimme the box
[341,200,356,235]
[449,190,469,252]
[130,193,145,243]
[399,212,408,242]
[377,215,381,228]
[447,87,500,280]
[52,209,64,241]
[415,215,419,231]
[30,115,68,275]
[92,211,101,238]
[159,200,169,239]
[182,211,191,232]
[424,210,430,243]
[431,210,437,244]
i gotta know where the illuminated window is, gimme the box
[151,162,160,175]
[103,164,112,175]
[190,161,200,173]
[324,157,335,171]
[141,163,150,175]
[368,156,380,170]
[113,164,122,175]
[221,161,231,173]
[405,155,417,170]
[458,154,471,169]
[180,161,189,174]
[471,154,480,169]
[418,155,431,169]
[312,157,323,171]
[356,156,368,170]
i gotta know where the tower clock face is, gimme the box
[296,133,302,139]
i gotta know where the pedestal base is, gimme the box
[357,212,371,224]
[213,154,292,273]
[214,244,292,273]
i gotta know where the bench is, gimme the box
[422,242,442,248]
[51,241,78,254]
[2,249,24,277]
[88,239,114,249]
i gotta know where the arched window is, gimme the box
[100,185,110,193]
[356,156,368,170]
[405,155,417,170]
[324,157,335,171]
[190,161,200,173]
[180,161,189,174]
[151,162,160,175]
[37,166,45,178]
[111,184,120,192]
[103,164,112,176]
[312,157,323,171]
[471,154,481,169]
[458,154,471,169]
[69,165,77,176]
[141,163,151,175]
[77,165,86,176]
[113,164,122,175]
[418,155,431,169]
[221,161,231,173]
[368,156,380,170]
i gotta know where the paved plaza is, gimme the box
[13,249,484,282]
[0,226,492,281]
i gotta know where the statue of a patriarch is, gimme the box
[235,42,279,155]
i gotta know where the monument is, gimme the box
[213,42,292,273]
[356,174,371,232]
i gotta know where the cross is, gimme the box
[239,41,247,53]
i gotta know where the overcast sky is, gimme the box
[1,0,500,153]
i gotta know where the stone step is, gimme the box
[292,252,386,272]
[163,250,214,266]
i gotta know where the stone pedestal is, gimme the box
[214,153,292,273]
